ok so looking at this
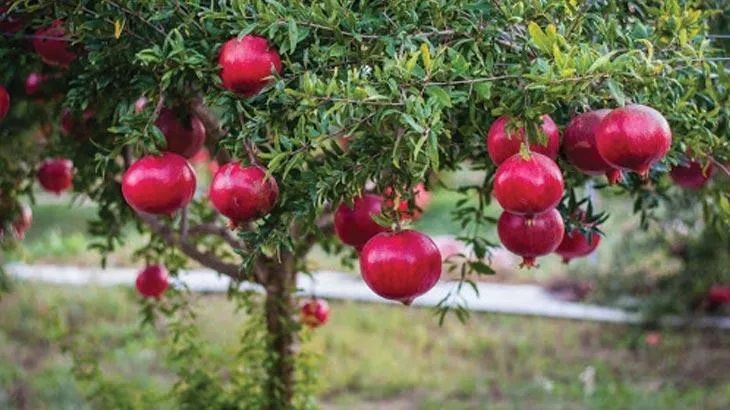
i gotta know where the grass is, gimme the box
[1,282,728,409]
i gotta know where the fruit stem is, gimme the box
[606,169,622,185]
[244,140,259,165]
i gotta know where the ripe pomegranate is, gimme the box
[595,104,672,178]
[11,203,32,240]
[209,163,279,225]
[359,229,442,305]
[707,286,730,306]
[335,193,388,251]
[155,108,206,158]
[669,160,713,190]
[644,331,662,347]
[300,298,330,328]
[37,158,73,194]
[555,229,601,263]
[135,265,170,298]
[486,115,560,166]
[0,85,9,120]
[33,20,76,67]
[25,72,46,96]
[497,209,565,268]
[493,152,564,216]
[219,35,282,96]
[563,109,622,184]
[0,7,24,33]
[122,152,196,215]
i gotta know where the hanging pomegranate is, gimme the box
[486,115,561,166]
[300,298,330,328]
[563,109,622,184]
[497,209,565,268]
[122,152,197,215]
[135,265,170,298]
[334,193,388,251]
[493,152,564,216]
[359,229,442,305]
[669,159,713,190]
[218,35,282,97]
[33,20,76,67]
[595,104,672,178]
[37,158,74,194]
[209,163,279,225]
[555,229,601,263]
[155,108,207,158]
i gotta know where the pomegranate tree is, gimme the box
[0,2,727,408]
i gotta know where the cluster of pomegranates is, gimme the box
[489,104,674,267]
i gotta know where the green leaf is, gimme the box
[426,86,452,107]
[587,51,617,73]
[287,18,299,52]
[606,79,626,106]
[528,22,551,53]
[402,114,425,133]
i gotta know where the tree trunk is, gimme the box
[263,252,297,409]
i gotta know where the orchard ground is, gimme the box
[2,184,729,408]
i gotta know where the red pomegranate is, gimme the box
[335,193,388,251]
[493,152,564,216]
[209,163,279,225]
[300,298,330,328]
[60,108,94,136]
[669,160,713,190]
[555,229,601,263]
[219,35,282,96]
[707,286,730,307]
[122,152,196,215]
[359,229,442,305]
[0,7,24,33]
[11,203,32,240]
[563,109,622,184]
[37,158,73,194]
[497,209,565,268]
[595,104,672,178]
[33,20,76,67]
[0,85,9,120]
[486,115,561,166]
[155,108,206,158]
[135,265,170,298]
[25,72,46,96]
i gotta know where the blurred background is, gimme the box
[1,162,729,409]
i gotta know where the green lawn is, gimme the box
[1,282,728,409]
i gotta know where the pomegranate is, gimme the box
[669,160,713,190]
[37,158,73,194]
[644,331,662,347]
[0,6,24,33]
[497,209,565,268]
[707,286,730,306]
[555,229,601,263]
[335,193,388,251]
[209,163,279,225]
[486,115,561,166]
[122,152,196,215]
[155,108,206,158]
[219,35,282,96]
[135,265,170,298]
[0,85,9,120]
[25,72,46,96]
[33,20,76,67]
[493,152,564,216]
[359,229,442,305]
[300,298,330,328]
[60,108,94,136]
[595,104,672,178]
[11,203,32,240]
[563,109,622,184]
